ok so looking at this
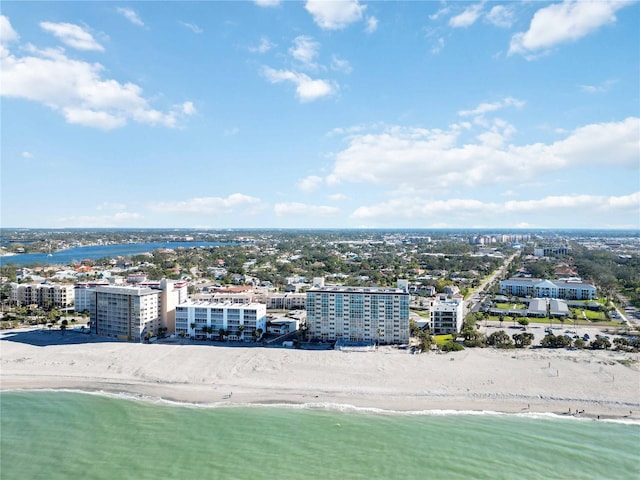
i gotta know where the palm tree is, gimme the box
[237,325,245,341]
[218,328,226,341]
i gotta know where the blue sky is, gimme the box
[1,1,638,229]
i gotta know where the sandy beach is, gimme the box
[1,329,638,419]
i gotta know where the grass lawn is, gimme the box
[484,316,622,328]
[434,334,453,346]
[577,309,607,321]
[495,303,526,310]
[411,310,431,319]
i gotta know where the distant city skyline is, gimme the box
[1,1,638,229]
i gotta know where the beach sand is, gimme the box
[1,329,638,419]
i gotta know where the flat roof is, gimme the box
[307,286,407,294]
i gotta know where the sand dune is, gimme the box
[1,329,638,419]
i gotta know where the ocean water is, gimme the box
[1,392,638,480]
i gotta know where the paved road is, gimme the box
[466,250,521,314]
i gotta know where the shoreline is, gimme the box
[2,330,639,422]
[3,385,638,425]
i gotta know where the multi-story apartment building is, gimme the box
[265,293,307,310]
[499,278,596,300]
[175,300,267,341]
[74,281,110,312]
[89,279,188,342]
[429,294,465,335]
[10,282,75,309]
[92,285,160,341]
[305,281,410,344]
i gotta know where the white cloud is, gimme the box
[331,54,352,74]
[181,101,196,115]
[458,97,525,117]
[40,22,104,51]
[449,3,484,28]
[305,0,366,30]
[298,175,323,192]
[429,7,451,21]
[509,0,634,56]
[96,201,127,211]
[0,15,19,44]
[275,202,340,217]
[179,21,203,34]
[262,66,335,102]
[56,211,143,227]
[21,151,33,159]
[431,37,445,55]
[351,192,640,221]
[249,36,275,54]
[224,127,239,136]
[485,5,515,28]
[579,79,616,94]
[328,193,349,201]
[117,7,144,27]
[289,35,320,68]
[254,0,281,7]
[1,42,194,129]
[326,117,639,190]
[365,16,378,33]
[149,194,263,215]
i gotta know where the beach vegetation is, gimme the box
[612,337,639,353]
[440,340,464,352]
[512,332,534,348]
[573,338,586,349]
[463,329,487,348]
[589,335,611,350]
[487,330,514,349]
[540,334,572,348]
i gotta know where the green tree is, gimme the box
[573,338,586,349]
[590,335,611,350]
[540,334,572,348]
[462,329,487,348]
[487,330,514,349]
[419,334,434,352]
[440,340,464,352]
[512,332,534,348]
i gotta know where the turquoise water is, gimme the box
[1,392,638,480]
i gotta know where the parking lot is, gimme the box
[477,321,626,346]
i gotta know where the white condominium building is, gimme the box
[92,285,161,342]
[305,281,410,344]
[265,293,306,310]
[74,281,110,312]
[429,294,465,335]
[89,279,188,342]
[10,282,75,309]
[175,300,267,341]
[499,278,596,300]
